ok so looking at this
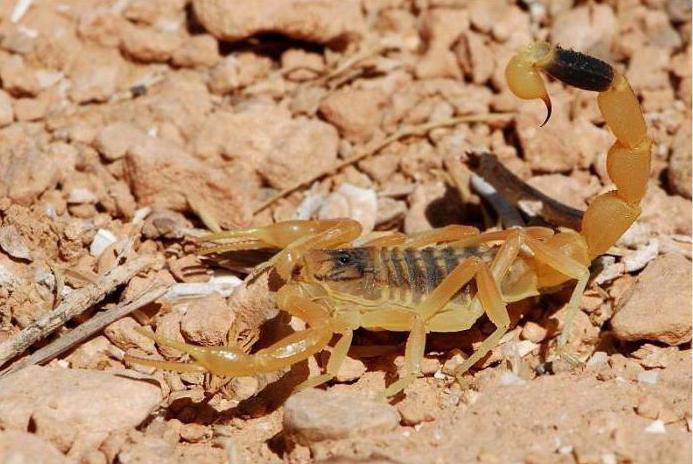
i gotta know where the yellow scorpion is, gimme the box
[128,42,651,398]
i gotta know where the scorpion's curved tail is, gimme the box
[506,42,651,260]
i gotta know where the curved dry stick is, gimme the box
[467,152,583,230]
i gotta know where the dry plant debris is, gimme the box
[0,1,689,463]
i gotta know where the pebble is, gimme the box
[180,293,235,346]
[319,88,386,143]
[0,89,14,126]
[283,389,399,444]
[317,183,378,235]
[520,321,548,343]
[89,228,117,257]
[94,122,147,161]
[668,126,692,199]
[611,254,692,345]
[104,317,157,354]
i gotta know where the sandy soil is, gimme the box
[0,1,690,463]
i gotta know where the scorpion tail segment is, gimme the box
[584,71,650,258]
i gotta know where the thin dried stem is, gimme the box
[0,254,162,369]
[0,282,169,377]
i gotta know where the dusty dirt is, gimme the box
[0,0,690,463]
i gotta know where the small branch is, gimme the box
[0,282,169,377]
[253,113,514,215]
[0,254,162,369]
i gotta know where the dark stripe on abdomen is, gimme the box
[422,247,444,293]
[403,248,426,297]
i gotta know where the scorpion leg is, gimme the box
[525,235,590,354]
[200,219,362,279]
[403,225,480,248]
[294,329,354,391]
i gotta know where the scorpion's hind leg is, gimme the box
[200,219,362,279]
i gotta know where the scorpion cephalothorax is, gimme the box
[127,43,652,398]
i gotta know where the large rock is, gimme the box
[192,0,365,44]
[124,136,252,228]
[0,366,161,435]
[283,389,399,444]
[611,254,692,345]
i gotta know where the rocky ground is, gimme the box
[0,0,690,463]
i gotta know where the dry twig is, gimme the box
[0,282,169,377]
[0,254,162,369]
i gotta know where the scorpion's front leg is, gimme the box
[200,219,362,279]
[126,285,343,379]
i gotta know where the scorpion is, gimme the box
[127,42,651,398]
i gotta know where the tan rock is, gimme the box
[124,136,252,229]
[459,31,494,84]
[334,354,367,383]
[283,389,399,444]
[0,55,41,96]
[94,122,147,161]
[0,430,66,464]
[640,184,692,235]
[192,106,338,189]
[207,53,272,94]
[397,388,437,425]
[527,174,593,210]
[626,46,670,91]
[281,49,325,82]
[171,34,220,68]
[0,133,60,205]
[521,321,548,343]
[31,410,76,453]
[0,366,161,434]
[120,25,182,62]
[612,254,692,345]
[13,97,48,122]
[550,4,616,58]
[68,50,122,103]
[123,0,187,25]
[0,89,14,126]
[154,311,185,359]
[319,88,386,143]
[192,0,365,44]
[105,317,157,353]
[180,294,234,346]
[415,8,468,79]
[667,126,691,199]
